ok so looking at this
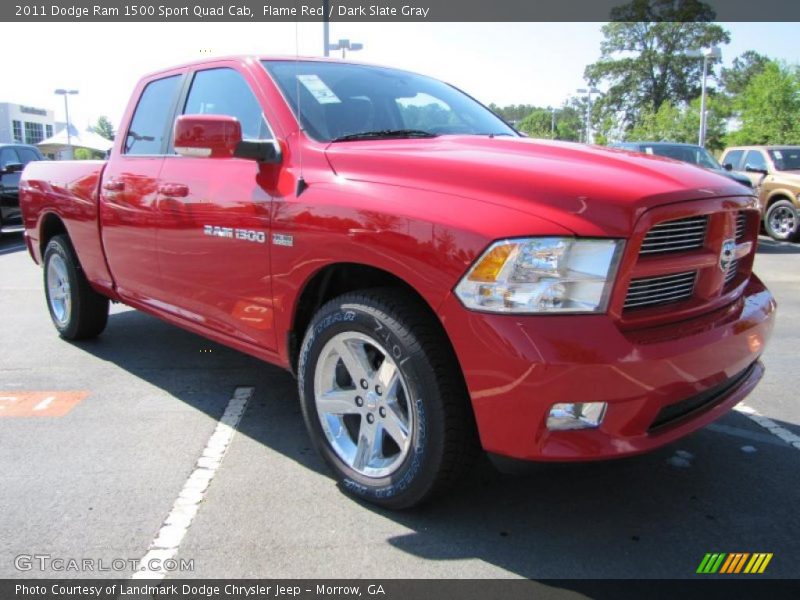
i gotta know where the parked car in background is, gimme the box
[610,142,753,189]
[0,143,46,234]
[720,146,800,242]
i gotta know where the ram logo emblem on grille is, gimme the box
[719,239,736,272]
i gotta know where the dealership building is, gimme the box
[0,102,56,146]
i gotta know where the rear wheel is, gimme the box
[43,234,109,339]
[764,199,800,242]
[297,289,477,508]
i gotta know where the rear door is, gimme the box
[100,74,183,304]
[0,147,22,227]
[154,64,276,349]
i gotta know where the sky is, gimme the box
[0,21,798,132]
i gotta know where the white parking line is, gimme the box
[130,386,254,580]
[33,396,55,411]
[735,403,800,451]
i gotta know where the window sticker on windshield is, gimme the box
[773,150,783,159]
[297,74,341,104]
[644,148,654,154]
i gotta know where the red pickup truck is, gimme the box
[20,57,775,508]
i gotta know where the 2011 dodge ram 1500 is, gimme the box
[20,57,776,508]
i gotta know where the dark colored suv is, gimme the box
[1,143,45,234]
[610,141,753,189]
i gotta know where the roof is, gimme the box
[724,145,800,151]
[619,141,702,149]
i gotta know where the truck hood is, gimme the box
[324,136,749,237]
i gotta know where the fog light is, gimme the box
[547,402,607,431]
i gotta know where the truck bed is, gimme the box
[20,160,110,291]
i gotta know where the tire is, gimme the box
[764,199,800,242]
[297,288,477,509]
[43,234,109,340]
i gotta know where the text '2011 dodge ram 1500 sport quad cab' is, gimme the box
[20,57,775,508]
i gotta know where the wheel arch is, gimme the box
[39,212,69,259]
[764,191,796,212]
[288,262,448,374]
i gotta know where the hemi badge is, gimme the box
[272,233,294,247]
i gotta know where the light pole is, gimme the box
[323,0,330,57]
[550,107,557,138]
[576,88,602,144]
[327,39,363,59]
[687,46,721,148]
[54,89,78,160]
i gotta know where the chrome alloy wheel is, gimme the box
[769,204,797,238]
[313,332,414,478]
[47,254,72,326]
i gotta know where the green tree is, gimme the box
[73,148,105,160]
[92,116,115,141]
[554,103,585,142]
[720,50,769,97]
[585,0,730,134]
[626,96,727,150]
[728,61,800,145]
[518,108,556,139]
[487,103,539,124]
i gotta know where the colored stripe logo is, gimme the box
[697,553,773,574]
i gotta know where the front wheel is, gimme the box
[764,199,800,242]
[297,289,476,509]
[43,234,109,340]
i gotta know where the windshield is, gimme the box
[644,144,720,169]
[768,148,800,171]
[262,60,517,142]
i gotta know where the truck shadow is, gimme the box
[757,236,800,254]
[72,308,799,579]
[0,232,26,256]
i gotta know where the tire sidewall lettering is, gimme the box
[301,304,429,502]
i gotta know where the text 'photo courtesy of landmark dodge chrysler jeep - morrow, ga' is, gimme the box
[20,57,775,508]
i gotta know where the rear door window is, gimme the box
[124,75,182,155]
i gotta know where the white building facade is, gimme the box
[0,102,56,146]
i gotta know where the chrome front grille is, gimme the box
[735,212,747,240]
[724,259,739,285]
[624,271,697,310]
[639,216,708,255]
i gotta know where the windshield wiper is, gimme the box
[331,129,438,142]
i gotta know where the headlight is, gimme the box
[454,237,623,314]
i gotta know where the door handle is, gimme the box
[102,180,124,192]
[158,183,189,198]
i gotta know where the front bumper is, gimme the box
[438,274,776,461]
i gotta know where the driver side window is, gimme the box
[183,68,272,141]
[744,150,768,172]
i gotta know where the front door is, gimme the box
[155,65,276,350]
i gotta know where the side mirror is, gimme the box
[723,163,733,171]
[744,164,768,175]
[174,114,242,158]
[174,114,282,164]
[1,162,24,174]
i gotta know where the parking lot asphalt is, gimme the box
[1,231,798,581]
